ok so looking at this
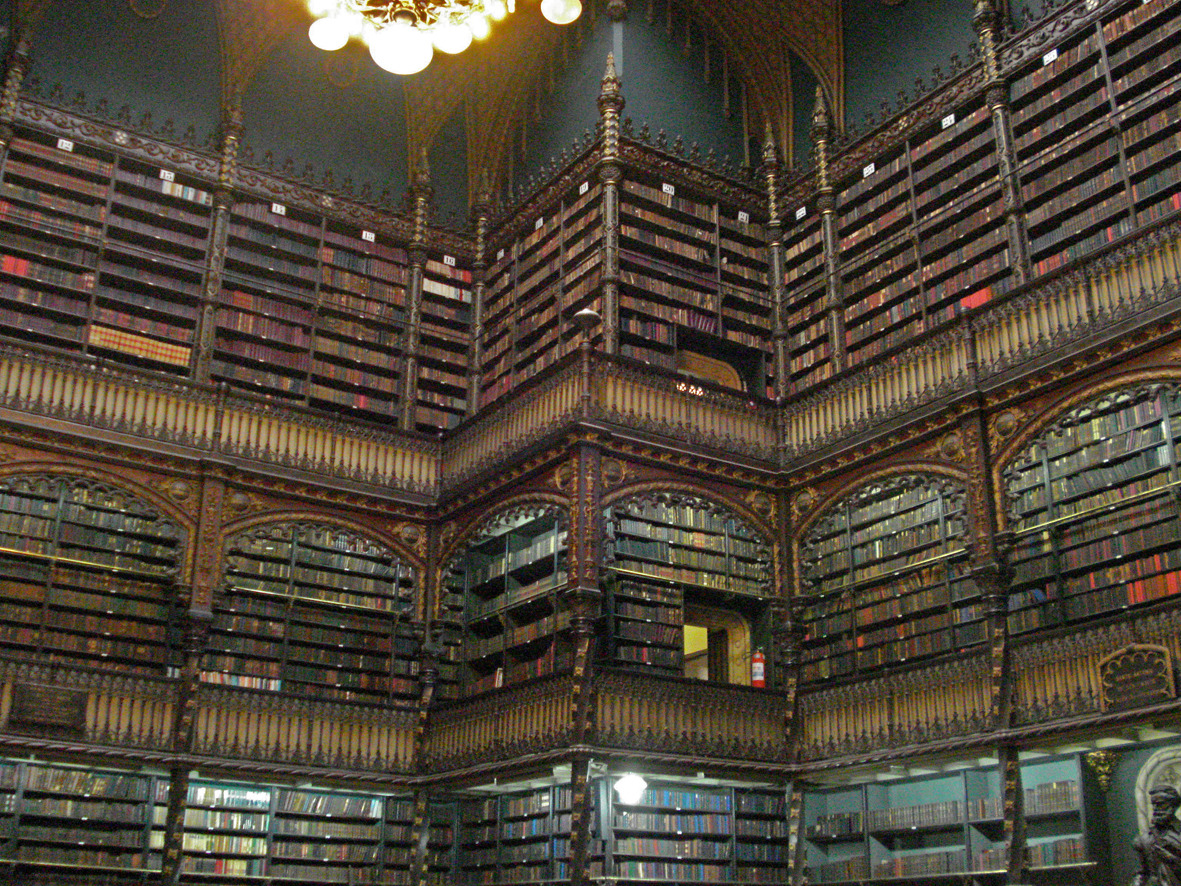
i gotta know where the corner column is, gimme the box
[811,88,846,372]
[763,129,789,403]
[466,176,491,416]
[596,55,625,355]
[401,151,432,431]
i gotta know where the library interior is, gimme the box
[0,0,1177,883]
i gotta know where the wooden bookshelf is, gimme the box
[458,785,574,885]
[799,477,974,683]
[204,524,418,704]
[781,203,830,392]
[481,180,604,405]
[417,254,472,430]
[1004,386,1181,635]
[446,508,569,696]
[803,755,1097,883]
[604,496,772,678]
[0,476,182,674]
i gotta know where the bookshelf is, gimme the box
[596,778,788,884]
[481,180,604,405]
[603,495,772,679]
[802,755,1100,883]
[798,476,975,683]
[782,202,831,392]
[446,507,570,696]
[616,171,771,395]
[0,475,182,674]
[1004,385,1181,635]
[417,254,472,430]
[3,761,158,874]
[204,523,419,703]
[458,785,574,885]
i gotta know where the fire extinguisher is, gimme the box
[751,648,766,688]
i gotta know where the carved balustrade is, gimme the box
[191,684,416,773]
[0,659,176,752]
[595,668,788,762]
[424,674,575,771]
[795,652,991,762]
[1010,598,1181,726]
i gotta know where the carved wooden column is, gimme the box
[596,54,625,355]
[193,104,242,383]
[787,780,808,886]
[973,0,1032,286]
[160,611,210,886]
[1000,743,1029,884]
[466,175,491,416]
[811,88,846,372]
[565,438,603,886]
[400,151,432,430]
[764,129,789,403]
[407,788,432,886]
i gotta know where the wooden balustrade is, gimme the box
[192,684,415,772]
[425,675,574,769]
[1010,599,1181,725]
[595,668,787,762]
[441,363,584,492]
[593,359,779,463]
[795,652,991,760]
[0,660,176,750]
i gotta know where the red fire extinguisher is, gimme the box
[751,648,766,688]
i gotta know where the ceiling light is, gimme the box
[307,0,581,73]
[614,773,647,806]
[540,0,581,25]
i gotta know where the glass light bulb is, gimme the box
[614,773,647,806]
[540,0,581,25]
[309,16,350,51]
[432,20,474,54]
[369,20,434,74]
[487,0,507,20]
[307,0,338,16]
[467,13,491,40]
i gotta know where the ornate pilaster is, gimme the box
[764,128,789,402]
[566,441,602,886]
[194,105,243,383]
[466,173,492,416]
[811,88,846,372]
[596,55,625,355]
[974,0,1031,286]
[1000,743,1029,884]
[415,521,442,770]
[787,780,808,886]
[161,610,211,886]
[400,151,432,430]
[407,788,432,886]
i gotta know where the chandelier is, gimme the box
[307,0,583,75]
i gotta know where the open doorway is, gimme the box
[683,605,752,685]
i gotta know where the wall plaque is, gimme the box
[8,682,87,738]
[1098,644,1176,712]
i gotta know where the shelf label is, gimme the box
[941,113,956,130]
[159,168,175,182]
[443,254,456,267]
[361,230,376,243]
[56,138,75,153]
[497,248,505,260]
[270,202,287,216]
[795,206,807,220]
[1042,48,1058,65]
[862,162,876,178]
[662,182,676,195]
[737,210,750,223]
[535,216,545,230]
[579,181,590,195]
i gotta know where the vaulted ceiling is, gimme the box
[6,0,844,212]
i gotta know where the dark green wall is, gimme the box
[842,0,976,130]
[429,106,469,226]
[790,53,820,170]
[29,0,219,142]
[519,2,747,190]
[241,32,410,202]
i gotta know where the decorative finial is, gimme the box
[761,123,777,167]
[600,52,622,100]
[414,146,431,190]
[811,85,831,139]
